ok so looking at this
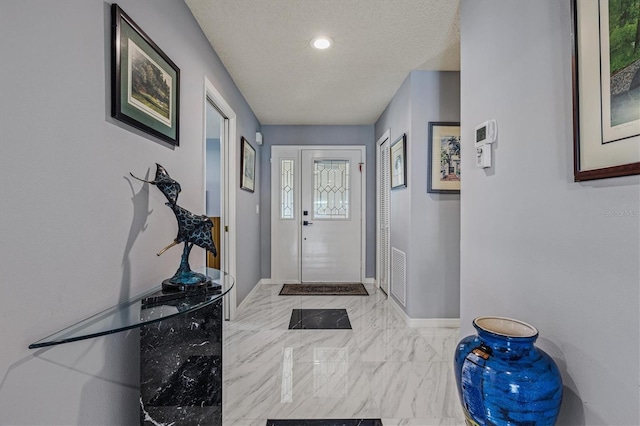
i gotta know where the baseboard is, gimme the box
[408,318,460,328]
[237,279,266,313]
[386,296,459,328]
[388,295,409,323]
[258,278,302,285]
[364,277,376,285]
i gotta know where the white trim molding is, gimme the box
[204,76,237,321]
[364,277,376,285]
[376,129,391,295]
[387,296,460,328]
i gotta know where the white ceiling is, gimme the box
[186,0,460,125]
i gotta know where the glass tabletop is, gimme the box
[29,268,234,349]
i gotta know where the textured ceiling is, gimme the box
[186,0,460,125]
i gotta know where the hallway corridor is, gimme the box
[222,283,465,425]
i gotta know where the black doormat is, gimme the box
[279,283,369,296]
[267,420,382,426]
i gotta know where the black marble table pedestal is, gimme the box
[140,287,223,425]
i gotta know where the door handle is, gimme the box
[303,221,313,226]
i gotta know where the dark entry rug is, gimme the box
[279,283,369,296]
[267,420,383,426]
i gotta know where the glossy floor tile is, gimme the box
[222,283,466,426]
[288,309,352,329]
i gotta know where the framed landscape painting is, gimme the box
[111,4,180,146]
[428,122,460,193]
[572,0,640,180]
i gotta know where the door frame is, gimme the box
[376,129,391,294]
[204,76,237,320]
[270,145,366,283]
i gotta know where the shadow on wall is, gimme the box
[537,337,588,425]
[121,172,153,303]
[0,332,139,425]
[77,332,140,425]
[76,172,152,423]
[0,172,151,424]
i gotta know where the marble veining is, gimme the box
[141,291,223,425]
[222,283,465,425]
[288,309,352,329]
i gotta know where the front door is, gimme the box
[271,146,364,284]
[301,149,362,282]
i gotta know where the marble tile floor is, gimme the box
[222,283,466,426]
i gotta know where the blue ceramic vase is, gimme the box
[454,317,563,425]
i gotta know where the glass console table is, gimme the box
[29,267,234,348]
[30,267,234,425]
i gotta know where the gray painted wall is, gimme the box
[259,125,375,279]
[374,71,461,318]
[0,1,259,424]
[235,125,262,307]
[460,1,639,424]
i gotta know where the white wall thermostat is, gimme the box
[474,119,497,148]
[476,145,492,168]
[474,119,497,168]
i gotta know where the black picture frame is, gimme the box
[427,122,461,194]
[390,133,407,189]
[571,0,640,181]
[240,137,256,192]
[111,4,180,146]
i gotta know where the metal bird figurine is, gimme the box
[131,164,217,291]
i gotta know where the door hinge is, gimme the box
[225,225,229,232]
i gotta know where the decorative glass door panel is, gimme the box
[281,159,295,219]
[313,160,350,219]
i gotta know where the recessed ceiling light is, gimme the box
[311,36,333,50]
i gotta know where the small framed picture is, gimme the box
[111,4,180,146]
[241,137,256,192]
[390,134,407,189]
[428,122,461,193]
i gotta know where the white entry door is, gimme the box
[271,146,364,284]
[301,149,362,282]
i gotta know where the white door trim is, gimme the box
[376,129,391,294]
[271,145,366,283]
[204,76,237,320]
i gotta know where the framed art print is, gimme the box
[428,122,460,193]
[390,133,407,189]
[241,137,256,192]
[111,4,180,146]
[571,0,640,180]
